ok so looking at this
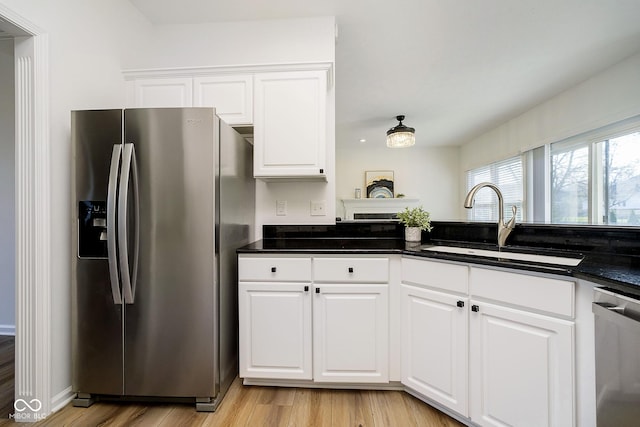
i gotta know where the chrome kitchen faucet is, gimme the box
[464,182,517,248]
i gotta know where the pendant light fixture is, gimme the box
[386,115,415,148]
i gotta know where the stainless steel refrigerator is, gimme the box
[71,108,254,411]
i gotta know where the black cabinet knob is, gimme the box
[304,286,309,292]
[320,168,324,174]
[471,305,480,312]
[348,267,354,273]
[271,267,276,273]
[315,287,320,294]
[457,300,465,308]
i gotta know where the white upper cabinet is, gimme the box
[131,77,193,107]
[193,74,253,125]
[124,63,333,180]
[126,75,253,126]
[253,70,328,179]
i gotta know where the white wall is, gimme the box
[125,17,337,239]
[0,38,15,335]
[460,50,640,172]
[128,17,336,70]
[0,0,153,403]
[336,145,461,221]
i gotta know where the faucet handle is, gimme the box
[506,205,517,229]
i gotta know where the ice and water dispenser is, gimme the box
[78,201,108,258]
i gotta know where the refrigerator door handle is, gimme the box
[118,143,140,304]
[107,144,123,305]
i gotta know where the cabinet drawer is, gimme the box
[402,257,469,294]
[470,267,574,317]
[238,257,311,282]
[313,258,389,283]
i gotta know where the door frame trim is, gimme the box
[0,2,54,419]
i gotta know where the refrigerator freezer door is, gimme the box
[123,108,216,397]
[71,109,125,395]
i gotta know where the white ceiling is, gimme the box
[130,0,640,148]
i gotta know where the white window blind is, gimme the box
[466,156,524,222]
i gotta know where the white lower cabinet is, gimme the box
[314,283,389,383]
[401,284,468,415]
[238,254,391,384]
[239,253,577,425]
[469,301,574,427]
[401,257,576,427]
[238,281,312,380]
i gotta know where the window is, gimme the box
[550,142,589,223]
[550,127,640,225]
[603,132,640,225]
[466,156,524,222]
[466,116,640,226]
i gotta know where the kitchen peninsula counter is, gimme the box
[238,221,640,296]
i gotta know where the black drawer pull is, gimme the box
[456,301,465,308]
[315,287,320,294]
[348,267,354,273]
[271,267,276,273]
[304,286,309,292]
[471,305,480,312]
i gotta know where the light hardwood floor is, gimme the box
[0,376,464,427]
[0,336,14,422]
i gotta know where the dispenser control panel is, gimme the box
[78,201,108,258]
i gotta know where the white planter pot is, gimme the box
[405,227,422,242]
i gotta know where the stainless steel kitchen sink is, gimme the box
[421,245,583,266]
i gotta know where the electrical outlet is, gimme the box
[276,200,287,216]
[310,200,326,216]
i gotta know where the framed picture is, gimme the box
[365,170,394,198]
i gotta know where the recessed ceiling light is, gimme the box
[359,139,367,143]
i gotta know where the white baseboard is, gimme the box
[0,324,15,336]
[50,386,75,413]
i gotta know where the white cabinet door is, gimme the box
[253,70,327,179]
[238,282,312,380]
[132,78,193,107]
[313,284,388,383]
[194,74,253,125]
[401,284,469,416]
[469,301,574,427]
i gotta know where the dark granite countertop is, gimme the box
[237,222,640,298]
[239,238,406,253]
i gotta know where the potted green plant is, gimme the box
[396,206,432,242]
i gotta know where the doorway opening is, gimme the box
[0,22,16,421]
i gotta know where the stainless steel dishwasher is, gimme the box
[593,287,640,426]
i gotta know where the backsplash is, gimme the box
[263,221,640,256]
[428,222,640,256]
